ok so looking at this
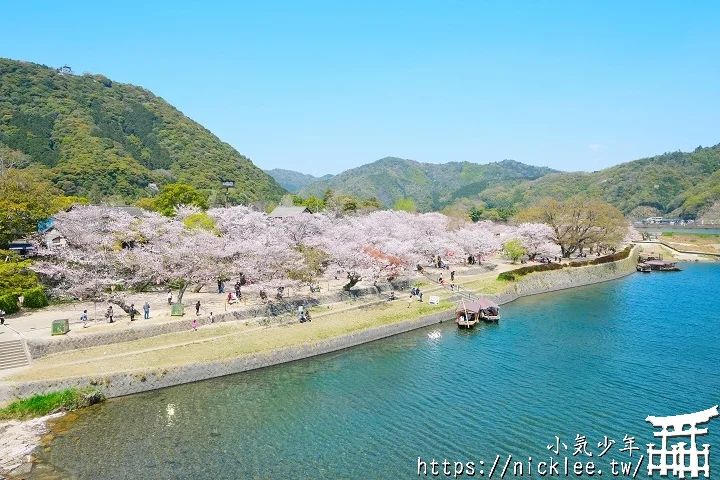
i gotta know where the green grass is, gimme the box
[0,387,104,420]
[662,232,674,237]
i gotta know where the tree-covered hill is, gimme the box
[0,58,285,204]
[264,168,332,193]
[299,157,557,211]
[476,144,720,218]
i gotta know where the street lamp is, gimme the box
[221,180,234,207]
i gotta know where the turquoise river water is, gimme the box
[32,263,720,479]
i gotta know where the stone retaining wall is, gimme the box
[489,245,639,304]
[0,247,638,405]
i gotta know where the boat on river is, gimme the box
[636,263,652,273]
[456,299,500,328]
[644,259,681,271]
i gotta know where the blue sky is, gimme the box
[4,1,720,176]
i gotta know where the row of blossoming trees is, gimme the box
[32,206,562,305]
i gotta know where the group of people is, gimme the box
[298,305,312,323]
[410,287,423,302]
[86,302,152,326]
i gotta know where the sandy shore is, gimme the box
[0,412,64,477]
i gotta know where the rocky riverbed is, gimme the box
[0,412,64,477]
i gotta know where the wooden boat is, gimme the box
[645,259,681,271]
[636,263,652,273]
[456,298,500,328]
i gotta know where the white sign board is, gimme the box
[429,296,440,305]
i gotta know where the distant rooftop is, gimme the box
[267,206,312,218]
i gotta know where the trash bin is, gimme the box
[51,319,70,335]
[170,304,185,316]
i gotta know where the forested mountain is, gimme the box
[299,157,557,211]
[264,168,332,192]
[0,58,285,204]
[475,145,720,218]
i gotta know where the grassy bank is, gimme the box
[0,388,104,420]
[660,232,720,254]
[8,297,454,382]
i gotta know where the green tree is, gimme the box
[515,196,627,257]
[302,195,325,212]
[394,198,417,212]
[503,239,526,263]
[469,206,484,222]
[152,184,208,217]
[0,170,64,247]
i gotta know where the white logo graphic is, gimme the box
[646,405,719,478]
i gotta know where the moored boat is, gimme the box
[645,259,681,271]
[456,298,500,328]
[636,263,652,272]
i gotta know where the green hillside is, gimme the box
[299,157,557,211]
[476,145,720,217]
[0,58,285,204]
[264,168,332,192]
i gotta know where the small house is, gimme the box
[267,206,312,219]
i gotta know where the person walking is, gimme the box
[218,279,223,294]
[106,306,114,323]
[191,319,198,331]
[450,270,455,282]
[167,290,173,305]
[418,290,423,302]
[210,312,215,323]
[129,303,136,321]
[143,302,150,319]
[80,310,88,328]
[195,301,201,316]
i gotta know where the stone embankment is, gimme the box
[0,247,638,406]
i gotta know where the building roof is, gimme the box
[456,299,499,313]
[267,206,312,218]
[646,260,675,266]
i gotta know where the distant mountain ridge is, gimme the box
[476,145,720,218]
[295,145,720,218]
[264,168,332,193]
[0,58,285,204]
[298,157,557,211]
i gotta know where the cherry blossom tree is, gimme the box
[513,222,561,259]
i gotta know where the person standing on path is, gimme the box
[191,319,198,331]
[210,312,215,323]
[167,290,173,305]
[143,302,150,319]
[80,310,88,328]
[450,270,455,282]
[106,306,114,323]
[195,301,201,316]
[129,304,136,321]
